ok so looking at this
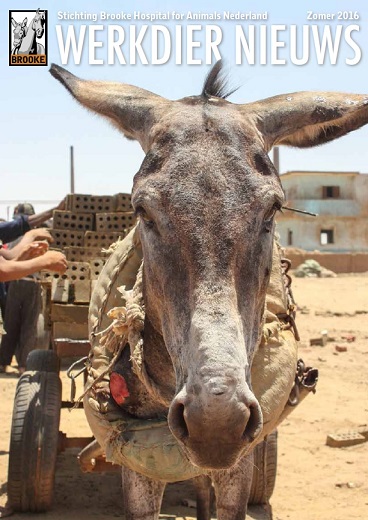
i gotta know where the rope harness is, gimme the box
[75,263,169,408]
[71,228,317,480]
[75,251,306,408]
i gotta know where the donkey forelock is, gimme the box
[201,59,239,99]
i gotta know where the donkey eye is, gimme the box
[263,203,281,232]
[135,207,155,229]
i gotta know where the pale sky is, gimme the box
[1,0,368,218]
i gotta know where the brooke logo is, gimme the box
[9,9,47,66]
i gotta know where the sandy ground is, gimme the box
[1,275,368,520]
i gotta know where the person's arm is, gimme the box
[3,229,53,259]
[0,250,68,282]
[0,241,48,261]
[27,198,66,228]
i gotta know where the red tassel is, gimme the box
[110,372,130,405]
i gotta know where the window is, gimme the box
[322,186,340,199]
[320,229,334,245]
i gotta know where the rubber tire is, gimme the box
[25,349,60,373]
[7,371,62,512]
[249,430,278,505]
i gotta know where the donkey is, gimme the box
[14,9,45,55]
[50,62,368,519]
[11,17,28,54]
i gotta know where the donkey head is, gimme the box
[51,63,368,469]
[11,17,28,45]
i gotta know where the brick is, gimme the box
[40,262,90,286]
[357,427,368,440]
[114,192,133,212]
[65,194,73,211]
[64,247,107,262]
[38,270,56,285]
[73,280,91,304]
[51,278,70,303]
[335,345,348,353]
[84,231,123,249]
[326,432,366,448]
[50,229,84,249]
[69,194,114,214]
[53,210,94,231]
[89,258,106,280]
[50,303,89,324]
[95,212,136,232]
[66,262,90,282]
[37,262,90,287]
[310,337,325,347]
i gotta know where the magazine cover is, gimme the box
[1,1,368,519]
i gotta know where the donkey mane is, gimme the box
[201,60,239,100]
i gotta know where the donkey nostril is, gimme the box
[242,403,263,442]
[169,403,189,441]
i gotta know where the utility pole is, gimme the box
[70,145,75,194]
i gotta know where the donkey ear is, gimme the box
[49,64,170,152]
[22,18,28,26]
[245,92,368,152]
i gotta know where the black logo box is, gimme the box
[9,9,48,66]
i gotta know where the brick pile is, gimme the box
[39,193,135,342]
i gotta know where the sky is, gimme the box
[1,0,368,218]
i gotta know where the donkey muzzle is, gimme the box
[168,380,263,469]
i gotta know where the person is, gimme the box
[0,203,67,518]
[0,199,65,245]
[0,201,68,375]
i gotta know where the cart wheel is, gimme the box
[7,371,62,512]
[249,430,278,505]
[26,349,60,373]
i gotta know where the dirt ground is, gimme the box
[1,275,368,520]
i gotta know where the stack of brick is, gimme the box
[39,193,135,342]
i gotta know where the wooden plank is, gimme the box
[51,303,89,324]
[54,338,90,357]
[58,432,94,451]
[53,322,88,341]
[164,512,270,520]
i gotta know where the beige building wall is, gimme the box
[276,171,368,252]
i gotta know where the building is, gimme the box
[276,171,368,252]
